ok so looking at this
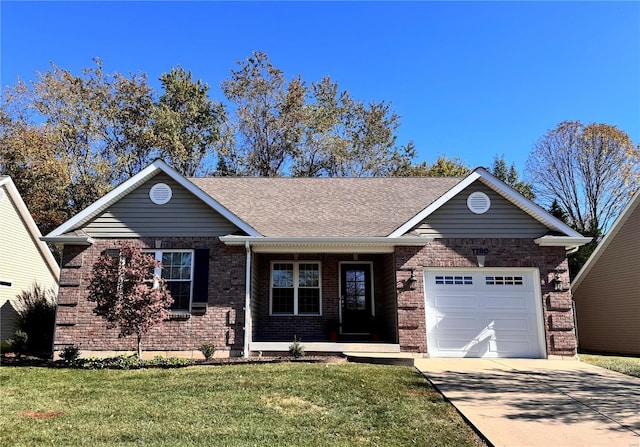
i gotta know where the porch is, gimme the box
[248,251,401,353]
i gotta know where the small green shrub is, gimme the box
[289,337,305,358]
[8,330,28,357]
[147,356,194,368]
[59,345,81,364]
[199,342,216,360]
[68,354,194,370]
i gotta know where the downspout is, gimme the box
[243,241,252,358]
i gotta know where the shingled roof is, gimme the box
[189,177,462,237]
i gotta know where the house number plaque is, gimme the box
[471,248,489,255]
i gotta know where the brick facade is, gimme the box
[54,237,576,358]
[394,238,576,357]
[54,237,246,356]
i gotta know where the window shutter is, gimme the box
[192,249,210,304]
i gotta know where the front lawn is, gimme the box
[0,363,485,446]
[580,354,640,378]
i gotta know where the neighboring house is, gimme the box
[42,160,590,359]
[572,192,640,355]
[0,176,60,341]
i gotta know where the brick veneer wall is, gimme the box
[54,237,246,355]
[395,238,576,357]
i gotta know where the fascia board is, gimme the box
[572,191,639,291]
[387,173,481,237]
[1,177,60,278]
[46,160,261,238]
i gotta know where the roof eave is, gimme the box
[41,236,96,246]
[220,236,433,253]
[534,235,592,252]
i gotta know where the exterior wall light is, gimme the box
[551,271,568,291]
[407,269,418,291]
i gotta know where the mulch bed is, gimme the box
[0,354,347,368]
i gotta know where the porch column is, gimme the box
[243,241,252,358]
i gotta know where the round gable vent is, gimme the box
[467,191,491,214]
[149,183,172,205]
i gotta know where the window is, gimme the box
[146,250,194,312]
[485,275,523,286]
[271,262,321,315]
[435,275,473,285]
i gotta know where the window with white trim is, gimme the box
[271,262,321,315]
[146,250,194,312]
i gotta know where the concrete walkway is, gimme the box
[414,358,640,447]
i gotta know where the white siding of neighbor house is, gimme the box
[573,198,640,355]
[412,182,550,238]
[0,184,59,341]
[82,172,240,238]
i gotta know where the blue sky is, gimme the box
[1,1,639,175]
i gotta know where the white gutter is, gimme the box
[243,241,252,359]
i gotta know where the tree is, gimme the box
[491,155,534,200]
[0,59,157,230]
[154,67,226,176]
[87,245,173,359]
[221,51,306,176]
[221,53,414,177]
[527,121,639,278]
[526,121,639,235]
[395,156,470,177]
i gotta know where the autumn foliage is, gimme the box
[87,245,173,359]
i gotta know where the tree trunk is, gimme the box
[137,334,142,361]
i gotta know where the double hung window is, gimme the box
[271,262,321,315]
[146,250,194,312]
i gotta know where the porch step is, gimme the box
[344,351,418,367]
[249,342,401,354]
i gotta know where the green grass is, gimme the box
[580,354,640,378]
[0,363,485,447]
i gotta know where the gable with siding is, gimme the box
[0,179,59,340]
[82,172,242,238]
[412,181,550,238]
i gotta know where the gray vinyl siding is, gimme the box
[83,173,240,238]
[413,182,549,238]
[573,200,640,355]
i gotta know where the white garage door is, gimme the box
[424,269,545,358]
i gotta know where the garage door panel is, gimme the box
[484,295,531,311]
[424,268,544,359]
[432,294,479,310]
[434,316,481,331]
[488,339,536,356]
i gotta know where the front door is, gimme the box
[340,263,372,333]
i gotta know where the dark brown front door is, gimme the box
[341,263,372,333]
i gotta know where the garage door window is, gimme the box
[485,276,523,285]
[435,275,473,285]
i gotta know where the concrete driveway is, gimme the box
[414,358,640,447]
